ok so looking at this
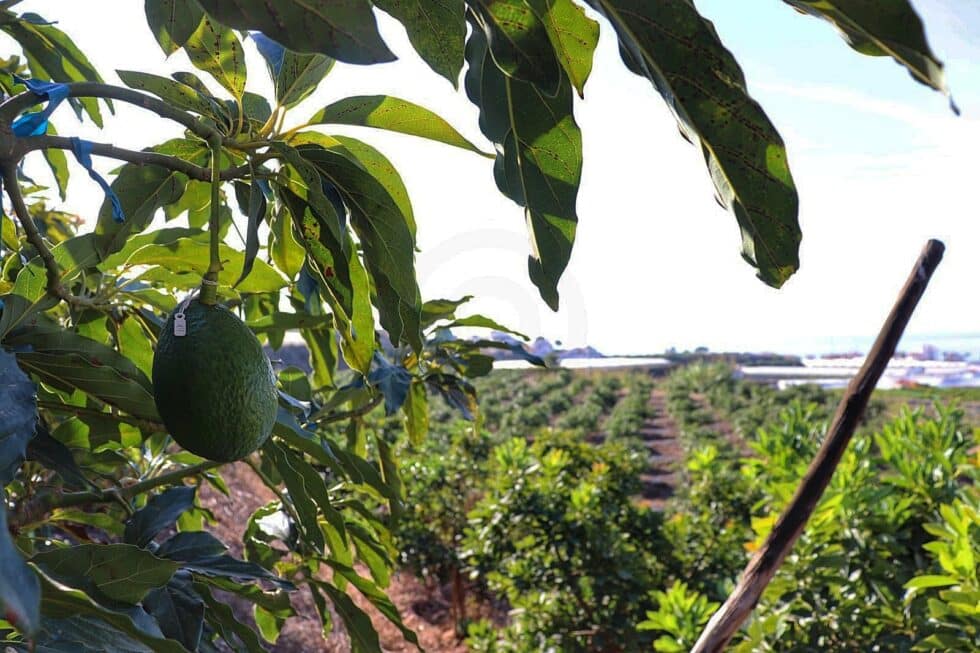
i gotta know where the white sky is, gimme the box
[8,1,980,355]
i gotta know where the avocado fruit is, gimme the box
[152,300,277,462]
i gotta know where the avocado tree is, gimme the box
[0,1,953,650]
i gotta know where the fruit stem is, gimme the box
[200,135,224,305]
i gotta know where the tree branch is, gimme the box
[16,135,255,182]
[11,461,222,529]
[0,162,107,309]
[37,401,167,433]
[312,394,384,425]
[692,239,946,653]
[0,82,222,142]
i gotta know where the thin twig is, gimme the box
[37,401,167,433]
[312,394,384,425]
[691,239,946,653]
[0,82,222,142]
[17,135,254,182]
[12,461,222,528]
[0,162,106,308]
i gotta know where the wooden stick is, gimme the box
[691,239,946,653]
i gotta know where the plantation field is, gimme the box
[214,363,977,651]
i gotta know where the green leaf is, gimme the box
[269,207,304,281]
[317,581,383,653]
[125,486,197,548]
[142,574,205,651]
[180,555,294,590]
[525,0,599,98]
[468,0,561,94]
[0,350,36,486]
[373,0,465,86]
[278,185,375,375]
[157,531,227,561]
[585,0,800,287]
[36,568,188,652]
[193,581,266,652]
[781,0,954,109]
[182,14,246,100]
[310,95,490,156]
[2,17,107,125]
[234,180,266,287]
[144,0,205,56]
[464,23,580,309]
[420,295,473,328]
[94,163,187,259]
[0,497,40,636]
[196,0,395,65]
[119,237,287,294]
[32,544,180,605]
[5,315,159,420]
[42,122,69,200]
[324,561,419,647]
[263,439,326,553]
[441,314,529,339]
[25,423,91,491]
[0,233,100,339]
[115,315,155,380]
[247,312,332,333]
[32,614,158,653]
[276,51,335,109]
[402,379,428,445]
[367,355,411,415]
[296,143,423,350]
[117,69,221,118]
[904,574,958,590]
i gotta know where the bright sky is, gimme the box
[9,1,980,355]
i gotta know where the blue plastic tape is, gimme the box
[69,137,125,223]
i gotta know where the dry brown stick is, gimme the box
[691,239,946,653]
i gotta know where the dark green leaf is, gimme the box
[263,439,326,553]
[781,0,953,108]
[32,613,157,652]
[94,163,188,259]
[157,531,227,562]
[468,0,561,94]
[317,581,383,653]
[35,569,187,652]
[196,0,395,65]
[586,0,800,287]
[180,555,294,590]
[193,581,265,652]
[277,182,375,375]
[32,543,179,605]
[324,561,419,647]
[296,143,423,350]
[310,94,489,155]
[425,373,479,421]
[525,0,599,97]
[125,486,197,548]
[0,497,40,636]
[143,574,204,651]
[25,423,90,490]
[464,23,580,309]
[367,355,411,416]
[43,122,69,200]
[182,14,246,100]
[144,0,205,56]
[0,349,36,486]
[374,0,465,86]
[234,180,266,287]
[5,315,158,420]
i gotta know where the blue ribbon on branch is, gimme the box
[69,137,124,223]
[11,76,70,137]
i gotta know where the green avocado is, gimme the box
[152,300,278,462]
